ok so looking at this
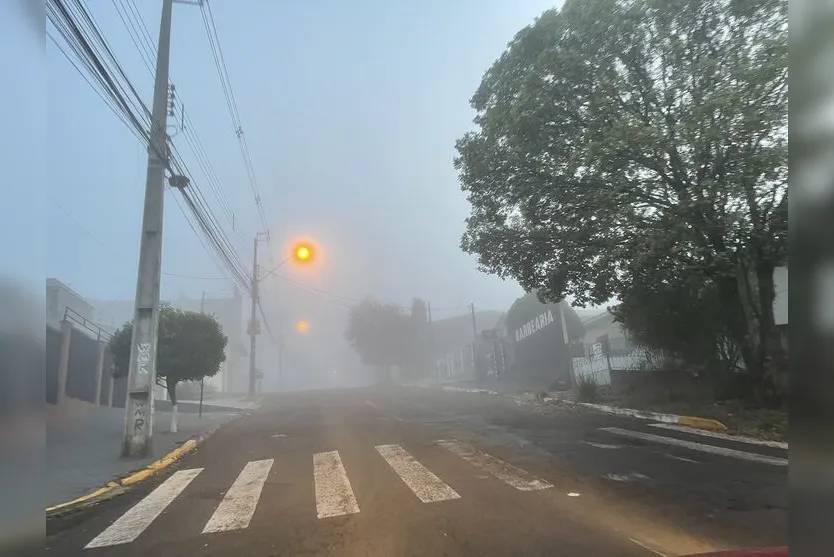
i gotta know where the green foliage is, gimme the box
[610,260,733,369]
[108,305,227,403]
[455,0,787,397]
[345,299,412,370]
[576,375,600,403]
[345,297,437,379]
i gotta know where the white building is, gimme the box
[46,278,95,329]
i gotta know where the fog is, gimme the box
[35,2,583,391]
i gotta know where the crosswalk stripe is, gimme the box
[436,440,552,491]
[84,468,203,548]
[599,427,789,466]
[313,450,360,518]
[375,444,460,503]
[202,459,274,533]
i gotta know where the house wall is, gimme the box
[46,278,94,327]
[582,313,631,355]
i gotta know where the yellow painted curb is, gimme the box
[46,483,118,513]
[47,438,200,513]
[678,415,727,431]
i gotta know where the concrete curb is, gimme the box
[46,413,246,516]
[574,402,728,431]
[441,385,500,396]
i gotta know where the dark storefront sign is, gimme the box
[507,302,571,390]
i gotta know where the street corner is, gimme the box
[45,414,241,519]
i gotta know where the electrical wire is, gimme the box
[109,0,250,261]
[48,0,251,294]
[200,0,270,237]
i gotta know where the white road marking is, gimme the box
[365,401,378,409]
[584,441,622,449]
[649,423,788,450]
[604,472,650,482]
[202,459,274,533]
[375,444,460,503]
[313,450,360,518]
[629,537,668,557]
[85,468,203,548]
[665,453,700,464]
[436,440,552,491]
[600,427,789,466]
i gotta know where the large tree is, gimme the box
[455,0,787,398]
[110,305,227,432]
[345,299,412,380]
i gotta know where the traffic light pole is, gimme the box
[122,0,174,458]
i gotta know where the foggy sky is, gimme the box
[40,1,566,313]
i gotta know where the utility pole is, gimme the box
[248,235,260,397]
[122,0,175,458]
[248,232,268,397]
[199,291,205,419]
[277,315,284,391]
[470,302,478,379]
[427,302,436,380]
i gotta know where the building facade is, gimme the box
[46,278,95,328]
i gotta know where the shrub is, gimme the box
[576,375,599,402]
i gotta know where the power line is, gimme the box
[48,0,251,293]
[108,0,250,261]
[50,193,234,284]
[199,0,270,237]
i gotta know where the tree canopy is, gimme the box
[455,0,787,397]
[345,299,412,372]
[109,305,228,404]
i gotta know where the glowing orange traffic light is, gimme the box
[295,320,310,334]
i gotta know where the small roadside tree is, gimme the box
[110,305,227,432]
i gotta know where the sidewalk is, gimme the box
[46,398,245,508]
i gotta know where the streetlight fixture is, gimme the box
[248,239,318,396]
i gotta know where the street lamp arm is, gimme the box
[259,257,289,281]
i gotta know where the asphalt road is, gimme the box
[46,386,787,556]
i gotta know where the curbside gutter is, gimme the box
[574,402,728,431]
[46,414,245,517]
[406,383,729,432]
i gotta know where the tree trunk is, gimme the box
[754,262,786,405]
[715,275,757,392]
[167,379,179,433]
